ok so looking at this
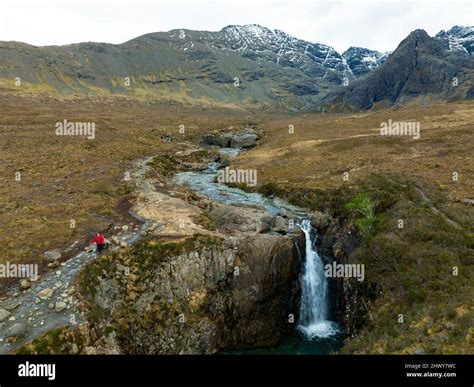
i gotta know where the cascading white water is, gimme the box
[297,219,338,339]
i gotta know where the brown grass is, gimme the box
[233,101,473,205]
[0,94,254,292]
[1,94,472,296]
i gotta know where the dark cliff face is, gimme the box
[324,29,474,110]
[75,231,304,354]
[317,220,376,339]
[342,47,389,77]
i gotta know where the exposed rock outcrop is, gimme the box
[201,129,259,149]
[318,221,377,338]
[70,149,305,355]
[76,230,303,354]
[43,250,61,263]
[14,147,308,355]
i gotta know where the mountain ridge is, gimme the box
[0,24,472,111]
[323,27,474,111]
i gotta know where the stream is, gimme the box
[174,148,344,354]
[0,146,343,354]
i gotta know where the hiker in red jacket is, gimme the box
[90,233,106,253]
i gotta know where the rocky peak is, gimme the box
[394,28,448,57]
[214,24,353,80]
[220,24,274,41]
[436,25,474,55]
[322,27,474,110]
[342,47,390,77]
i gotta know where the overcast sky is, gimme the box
[1,0,473,53]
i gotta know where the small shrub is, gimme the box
[345,193,378,235]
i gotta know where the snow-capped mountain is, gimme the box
[159,24,353,83]
[323,28,474,111]
[436,25,474,55]
[1,24,473,111]
[342,47,390,77]
[212,25,353,81]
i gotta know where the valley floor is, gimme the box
[0,95,472,354]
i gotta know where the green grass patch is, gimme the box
[15,327,69,355]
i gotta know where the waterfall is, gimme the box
[297,219,338,339]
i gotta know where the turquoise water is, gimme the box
[174,162,306,217]
[224,330,345,355]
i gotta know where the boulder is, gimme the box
[37,288,53,300]
[272,216,289,234]
[3,300,20,311]
[201,133,232,148]
[19,279,31,290]
[0,308,12,322]
[7,323,27,340]
[308,211,331,230]
[43,250,61,263]
[230,134,258,148]
[47,261,60,268]
[55,301,67,312]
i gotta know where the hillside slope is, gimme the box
[0,25,473,110]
